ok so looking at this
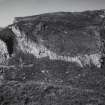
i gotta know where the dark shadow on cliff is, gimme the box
[0,27,15,56]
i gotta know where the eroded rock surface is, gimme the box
[0,10,105,105]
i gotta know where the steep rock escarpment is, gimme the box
[9,10,105,67]
[0,10,105,105]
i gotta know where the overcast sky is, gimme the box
[0,0,105,27]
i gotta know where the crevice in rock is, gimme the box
[5,37,14,56]
[0,28,15,57]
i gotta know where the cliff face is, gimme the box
[0,10,105,105]
[8,10,105,68]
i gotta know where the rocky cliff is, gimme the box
[0,10,105,105]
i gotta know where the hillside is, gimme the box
[0,10,105,105]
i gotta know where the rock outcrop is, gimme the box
[0,10,105,105]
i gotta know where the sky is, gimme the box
[0,0,105,27]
